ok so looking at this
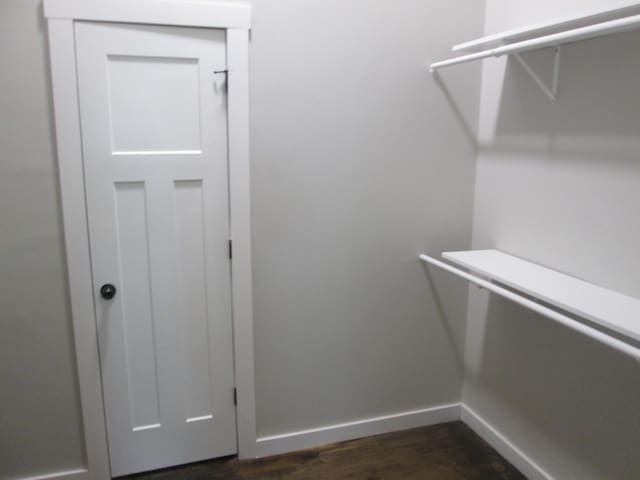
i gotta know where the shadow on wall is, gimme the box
[471,297,640,479]
[420,263,465,378]
[467,28,640,480]
[432,71,479,151]
[489,29,640,160]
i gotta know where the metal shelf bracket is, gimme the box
[512,47,561,102]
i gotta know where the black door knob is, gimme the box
[100,283,117,300]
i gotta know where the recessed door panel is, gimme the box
[114,182,161,431]
[174,180,215,423]
[107,55,202,155]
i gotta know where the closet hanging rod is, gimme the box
[419,254,640,362]
[451,2,640,53]
[430,13,640,71]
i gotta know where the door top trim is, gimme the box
[44,0,251,30]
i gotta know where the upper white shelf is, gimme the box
[443,249,640,345]
[453,2,640,53]
[430,2,640,73]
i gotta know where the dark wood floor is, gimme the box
[123,421,526,480]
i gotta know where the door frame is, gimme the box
[44,1,256,478]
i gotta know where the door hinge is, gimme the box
[228,239,233,259]
[233,387,237,406]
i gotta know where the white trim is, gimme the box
[45,1,255,477]
[10,468,88,480]
[14,404,557,479]
[226,28,257,460]
[46,18,112,480]
[254,404,462,458]
[460,405,554,480]
[44,0,251,29]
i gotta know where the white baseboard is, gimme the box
[254,403,461,458]
[12,405,555,480]
[460,405,554,480]
[10,469,88,480]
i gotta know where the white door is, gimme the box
[75,22,237,477]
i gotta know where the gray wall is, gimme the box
[465,1,640,479]
[0,1,86,478]
[243,0,482,438]
[0,0,483,477]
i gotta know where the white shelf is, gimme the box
[431,10,640,72]
[443,250,640,345]
[453,2,640,53]
[430,2,640,102]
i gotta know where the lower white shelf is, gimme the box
[420,249,640,361]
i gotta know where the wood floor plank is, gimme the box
[121,421,527,480]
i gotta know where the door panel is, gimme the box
[113,181,161,431]
[107,55,202,154]
[174,180,216,422]
[75,22,236,477]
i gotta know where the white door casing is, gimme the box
[45,3,254,478]
[75,21,237,476]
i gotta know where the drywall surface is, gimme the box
[466,1,640,479]
[0,1,86,478]
[231,0,483,438]
[0,0,483,476]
